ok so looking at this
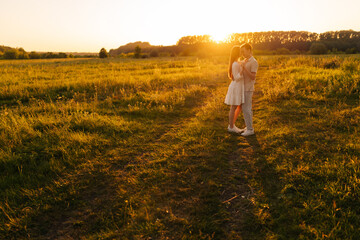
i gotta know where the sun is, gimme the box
[210,32,228,43]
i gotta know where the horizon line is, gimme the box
[2,29,359,53]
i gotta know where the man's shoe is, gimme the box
[241,129,255,136]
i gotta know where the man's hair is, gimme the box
[240,43,253,51]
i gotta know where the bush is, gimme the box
[150,50,159,57]
[99,48,108,58]
[310,42,328,55]
[342,61,358,73]
[329,48,344,54]
[322,58,340,69]
[124,52,134,58]
[345,48,357,54]
[134,46,141,58]
[276,48,291,55]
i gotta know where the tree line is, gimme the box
[107,30,360,58]
[0,46,97,60]
[2,30,359,60]
[227,30,360,54]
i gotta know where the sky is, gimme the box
[1,0,360,52]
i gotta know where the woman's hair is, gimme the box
[228,45,241,80]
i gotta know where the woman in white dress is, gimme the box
[224,45,245,133]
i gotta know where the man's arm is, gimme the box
[243,66,256,80]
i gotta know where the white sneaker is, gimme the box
[236,126,246,133]
[241,129,255,136]
[228,125,241,133]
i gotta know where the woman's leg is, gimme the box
[233,105,242,124]
[229,105,237,128]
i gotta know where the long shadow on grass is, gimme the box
[233,134,286,239]
[246,134,283,199]
[220,133,271,239]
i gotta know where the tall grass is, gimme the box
[1,55,359,239]
[252,54,360,239]
[0,57,230,238]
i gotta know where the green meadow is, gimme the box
[0,55,359,239]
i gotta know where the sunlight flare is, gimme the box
[210,33,228,43]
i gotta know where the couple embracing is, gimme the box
[224,43,258,136]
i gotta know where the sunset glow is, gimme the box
[1,0,360,52]
[210,33,229,43]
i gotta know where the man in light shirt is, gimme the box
[239,43,258,136]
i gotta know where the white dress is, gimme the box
[224,61,245,105]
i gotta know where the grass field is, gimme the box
[0,55,359,239]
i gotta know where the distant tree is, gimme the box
[3,49,18,59]
[310,42,328,55]
[29,51,41,59]
[99,48,108,58]
[58,52,68,58]
[134,45,141,58]
[18,52,29,59]
[177,35,212,45]
[43,52,57,58]
[17,48,29,59]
